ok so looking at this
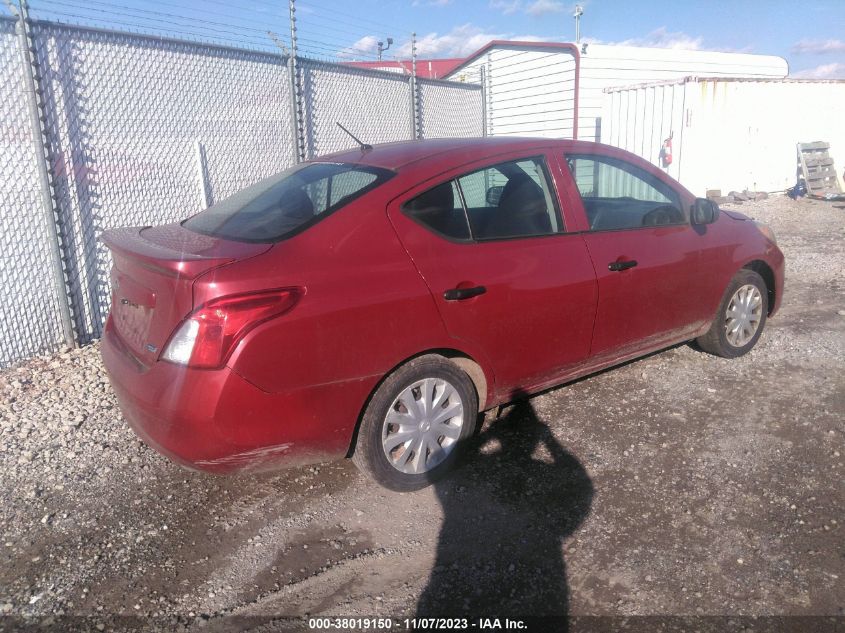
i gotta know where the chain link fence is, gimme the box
[0,17,69,365]
[301,59,414,158]
[33,21,297,345]
[417,77,484,139]
[0,15,484,367]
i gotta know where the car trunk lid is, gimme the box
[102,223,271,366]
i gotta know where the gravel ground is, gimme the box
[1,195,843,632]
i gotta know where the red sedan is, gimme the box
[101,138,784,491]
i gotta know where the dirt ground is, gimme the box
[1,196,843,632]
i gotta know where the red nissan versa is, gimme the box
[101,137,784,491]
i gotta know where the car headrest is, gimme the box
[283,187,315,221]
[498,174,546,216]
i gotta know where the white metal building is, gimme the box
[448,41,580,139]
[446,41,788,142]
[602,77,845,196]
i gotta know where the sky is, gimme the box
[9,0,845,78]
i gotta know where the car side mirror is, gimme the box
[486,186,503,206]
[691,198,719,225]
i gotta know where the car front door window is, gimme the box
[566,155,685,231]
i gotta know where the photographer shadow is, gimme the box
[417,393,593,623]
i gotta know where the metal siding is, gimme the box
[603,78,845,196]
[579,44,788,153]
[601,79,687,184]
[448,44,578,139]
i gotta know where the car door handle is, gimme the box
[443,286,487,301]
[608,260,638,272]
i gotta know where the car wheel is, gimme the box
[352,355,478,492]
[696,269,768,358]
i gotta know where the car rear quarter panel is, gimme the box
[192,189,497,416]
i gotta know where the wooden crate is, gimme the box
[797,142,842,197]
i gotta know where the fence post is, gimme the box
[288,0,306,161]
[16,0,76,349]
[409,32,420,140]
[480,66,488,138]
[194,141,212,208]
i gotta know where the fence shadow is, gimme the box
[417,393,593,624]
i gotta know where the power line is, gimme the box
[94,0,288,30]
[297,0,409,35]
[36,0,281,35]
[29,0,406,62]
[28,6,279,50]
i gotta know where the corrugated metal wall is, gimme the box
[448,42,788,143]
[450,44,578,139]
[578,44,788,142]
[602,78,845,196]
[602,81,688,184]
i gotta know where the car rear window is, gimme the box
[183,162,393,242]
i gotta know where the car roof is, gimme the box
[317,137,592,172]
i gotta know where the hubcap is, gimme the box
[381,378,464,475]
[725,284,763,348]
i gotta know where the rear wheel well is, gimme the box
[742,260,775,314]
[345,349,489,458]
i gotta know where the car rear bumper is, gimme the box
[101,318,368,473]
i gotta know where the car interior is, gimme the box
[566,155,686,231]
[581,197,685,230]
[402,181,471,240]
[403,160,559,241]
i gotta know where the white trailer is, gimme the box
[447,40,788,142]
[602,77,845,196]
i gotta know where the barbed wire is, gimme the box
[25,0,411,61]
[36,0,278,37]
[17,0,563,66]
[297,0,407,34]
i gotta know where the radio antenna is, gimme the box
[336,122,372,151]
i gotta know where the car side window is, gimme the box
[304,169,379,215]
[402,157,561,242]
[403,181,470,241]
[565,154,685,231]
[458,157,561,240]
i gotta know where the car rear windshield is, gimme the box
[183,162,394,242]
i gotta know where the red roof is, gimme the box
[344,58,465,79]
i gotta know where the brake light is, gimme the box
[161,288,302,368]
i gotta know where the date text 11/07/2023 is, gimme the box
[307,617,528,630]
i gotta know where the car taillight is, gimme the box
[161,288,302,369]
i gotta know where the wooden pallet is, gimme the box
[797,142,842,197]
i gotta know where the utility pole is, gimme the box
[573,4,583,44]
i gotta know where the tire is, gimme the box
[697,269,768,358]
[351,355,478,492]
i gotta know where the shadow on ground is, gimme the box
[417,394,594,623]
